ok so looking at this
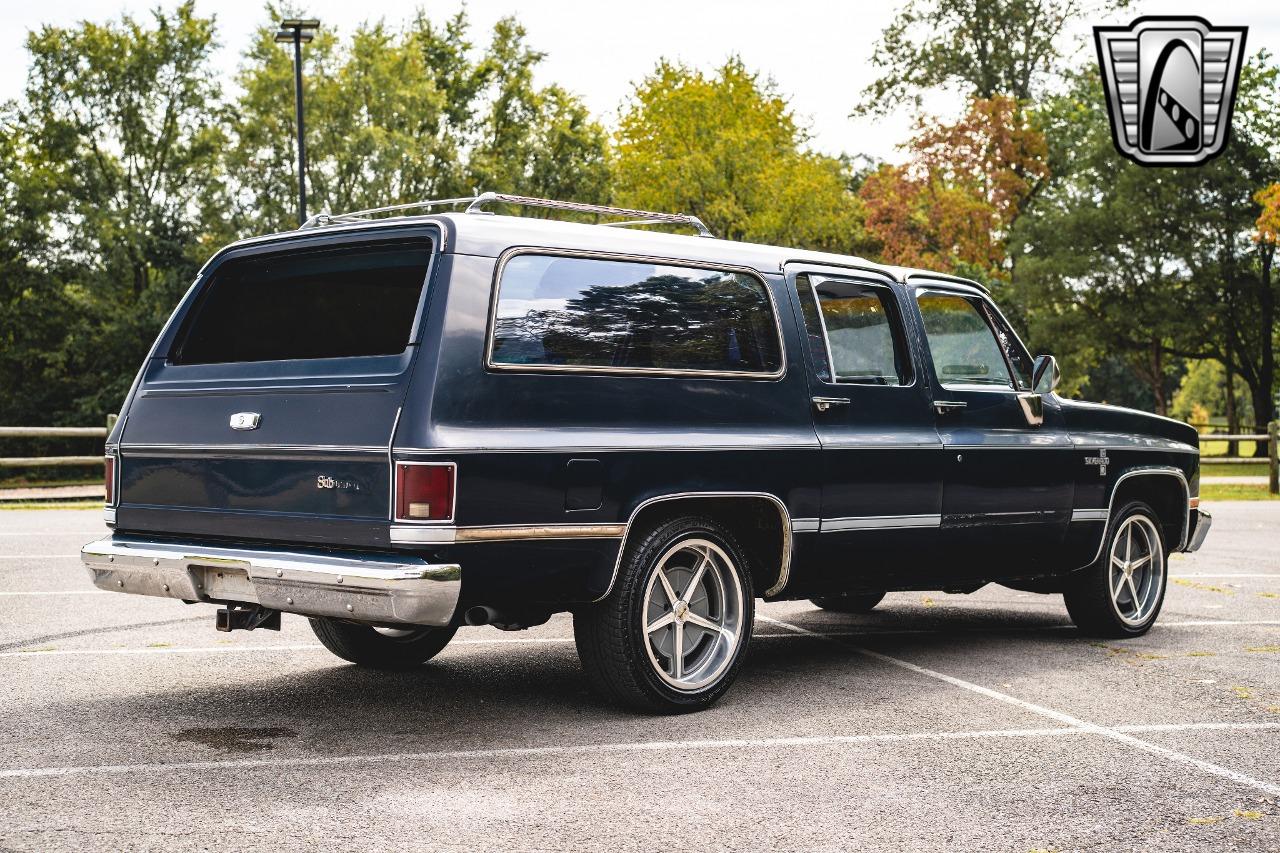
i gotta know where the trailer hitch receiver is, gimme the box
[216,605,282,632]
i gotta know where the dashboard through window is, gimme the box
[915,292,1015,388]
[490,253,782,376]
[795,275,909,385]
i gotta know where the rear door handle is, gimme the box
[812,397,851,412]
[934,400,968,415]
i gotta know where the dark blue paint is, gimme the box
[106,212,1203,612]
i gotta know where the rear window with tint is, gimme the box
[490,254,782,375]
[173,241,432,364]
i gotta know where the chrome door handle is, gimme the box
[934,400,968,415]
[812,397,851,412]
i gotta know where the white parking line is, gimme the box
[1172,574,1280,579]
[758,615,1280,798]
[3,721,1279,780]
[0,555,80,560]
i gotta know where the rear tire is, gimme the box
[574,515,754,714]
[1063,500,1167,638]
[309,618,457,670]
[811,591,886,613]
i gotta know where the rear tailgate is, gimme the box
[115,233,437,549]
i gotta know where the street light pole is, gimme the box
[275,19,319,226]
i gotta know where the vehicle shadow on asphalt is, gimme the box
[20,606,1096,755]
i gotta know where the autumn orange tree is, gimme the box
[858,95,1048,279]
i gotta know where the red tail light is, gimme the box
[394,462,455,522]
[104,454,116,506]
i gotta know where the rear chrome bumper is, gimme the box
[1185,509,1212,553]
[80,535,461,627]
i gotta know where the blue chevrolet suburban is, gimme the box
[81,192,1211,713]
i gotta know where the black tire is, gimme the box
[1063,500,1168,638]
[811,591,886,613]
[309,618,458,670]
[574,515,755,714]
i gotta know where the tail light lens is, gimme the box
[394,463,454,522]
[104,454,117,507]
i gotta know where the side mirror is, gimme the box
[1032,354,1060,395]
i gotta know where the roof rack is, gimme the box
[465,192,713,237]
[299,191,714,238]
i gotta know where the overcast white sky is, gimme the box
[2,1,1278,163]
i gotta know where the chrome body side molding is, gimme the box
[821,514,942,532]
[81,536,461,627]
[391,523,626,545]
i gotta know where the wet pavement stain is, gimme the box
[171,726,297,754]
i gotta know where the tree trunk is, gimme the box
[1224,356,1239,457]
[1151,340,1167,416]
[1253,246,1276,457]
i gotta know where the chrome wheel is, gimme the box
[1108,514,1164,627]
[641,538,744,692]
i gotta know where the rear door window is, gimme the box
[172,240,432,365]
[795,275,910,385]
[489,253,782,376]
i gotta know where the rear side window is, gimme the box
[173,241,432,364]
[489,253,782,375]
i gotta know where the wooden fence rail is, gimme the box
[1198,421,1279,494]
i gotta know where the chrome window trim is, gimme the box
[596,491,793,602]
[484,247,787,380]
[801,273,916,389]
[390,460,459,525]
[120,443,389,454]
[1077,467,1191,568]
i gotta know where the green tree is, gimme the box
[1012,58,1280,427]
[857,0,1122,113]
[614,58,865,251]
[7,2,229,422]
[230,10,610,231]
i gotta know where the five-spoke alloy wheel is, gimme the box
[641,538,746,691]
[575,516,755,713]
[1064,500,1168,637]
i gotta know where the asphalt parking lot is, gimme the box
[2,505,1279,852]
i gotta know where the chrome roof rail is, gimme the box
[299,196,478,229]
[465,192,715,238]
[299,191,715,238]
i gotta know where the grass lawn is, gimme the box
[0,501,100,510]
[1201,461,1270,478]
[1200,482,1280,501]
[1200,439,1262,457]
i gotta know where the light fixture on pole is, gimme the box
[274,18,319,226]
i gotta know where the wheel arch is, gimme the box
[597,492,792,602]
[1093,467,1191,564]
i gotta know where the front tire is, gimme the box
[1063,500,1168,637]
[309,618,457,670]
[574,516,754,714]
